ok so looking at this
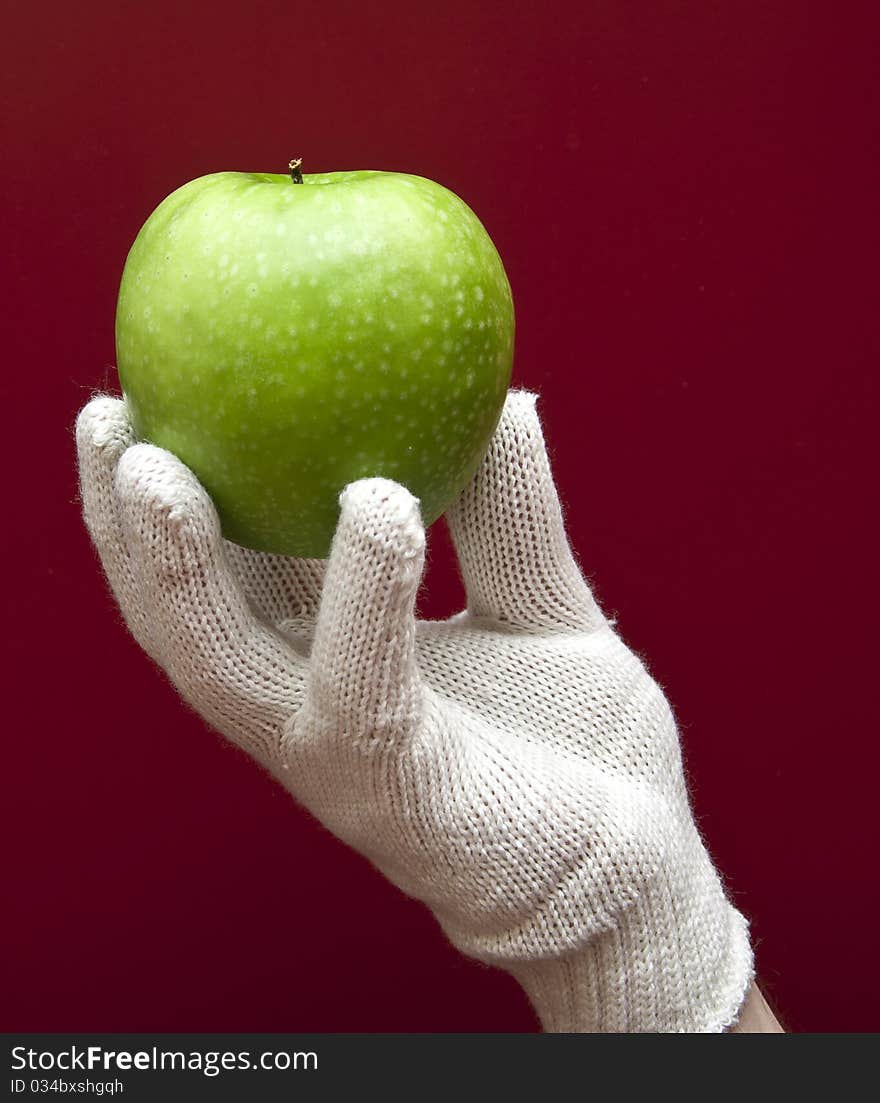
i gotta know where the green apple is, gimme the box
[115,165,514,557]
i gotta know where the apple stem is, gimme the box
[289,158,303,184]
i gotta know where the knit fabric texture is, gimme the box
[76,388,753,1032]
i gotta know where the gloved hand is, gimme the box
[75,388,752,1032]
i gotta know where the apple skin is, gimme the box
[115,169,514,557]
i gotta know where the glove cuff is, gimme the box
[506,873,753,1032]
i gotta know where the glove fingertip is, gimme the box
[115,443,220,543]
[76,394,133,455]
[338,476,425,560]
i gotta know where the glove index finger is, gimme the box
[301,477,427,753]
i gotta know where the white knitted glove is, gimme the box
[76,388,752,1032]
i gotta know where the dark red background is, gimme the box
[4,2,877,1032]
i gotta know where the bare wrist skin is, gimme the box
[729,982,785,1033]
